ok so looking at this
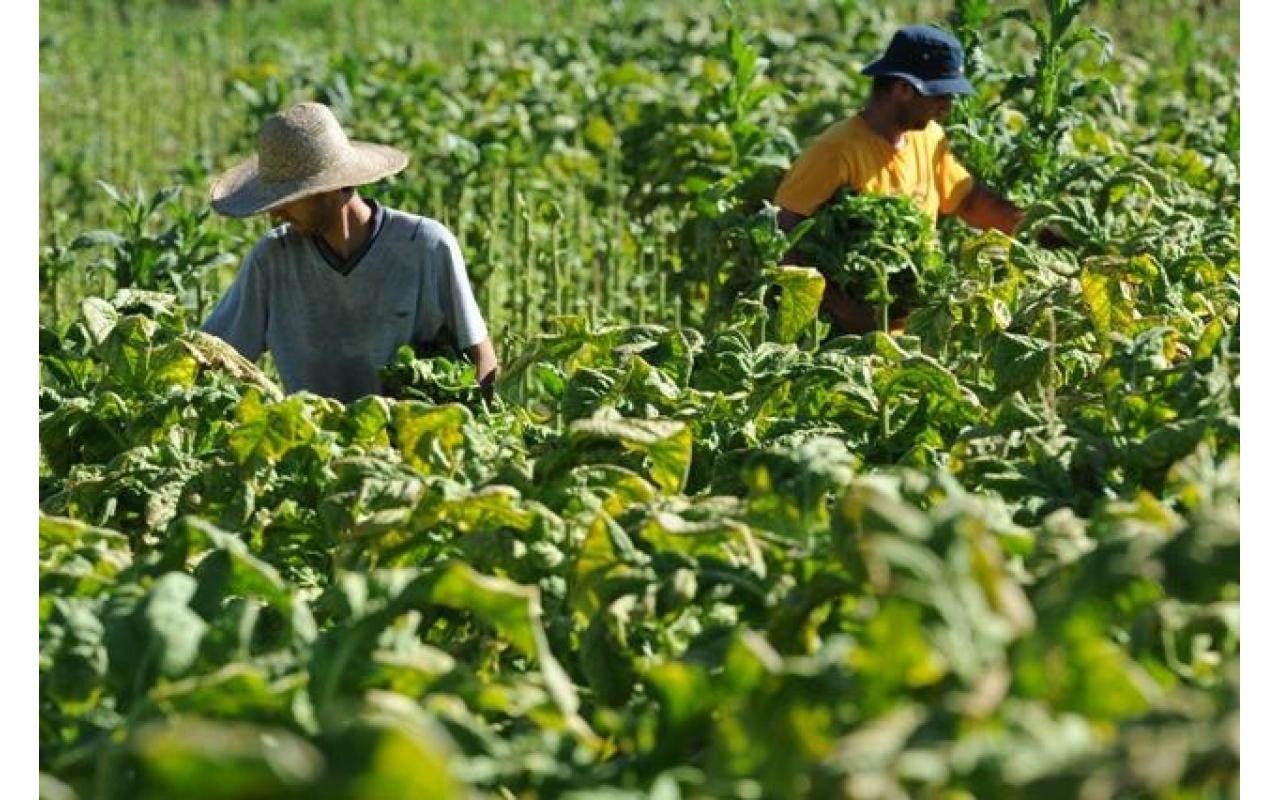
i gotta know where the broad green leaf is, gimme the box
[393,401,471,477]
[39,513,129,551]
[991,332,1052,398]
[164,516,317,643]
[143,573,209,678]
[427,561,540,657]
[150,664,299,720]
[80,296,119,345]
[1079,258,1141,353]
[570,512,643,615]
[422,562,588,735]
[343,395,393,445]
[765,265,825,343]
[1015,610,1157,721]
[580,596,639,707]
[642,498,765,575]
[336,692,465,800]
[1194,317,1226,360]
[227,391,319,466]
[850,600,948,713]
[569,417,693,494]
[131,716,323,799]
[644,660,715,731]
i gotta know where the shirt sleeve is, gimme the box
[201,243,268,362]
[936,134,976,216]
[431,224,489,350]
[774,135,850,217]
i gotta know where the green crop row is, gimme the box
[39,1,1238,797]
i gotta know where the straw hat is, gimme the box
[209,102,409,217]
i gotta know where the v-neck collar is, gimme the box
[311,198,386,276]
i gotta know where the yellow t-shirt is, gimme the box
[774,115,975,220]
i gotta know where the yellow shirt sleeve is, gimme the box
[935,135,976,215]
[774,134,850,217]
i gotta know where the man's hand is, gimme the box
[822,281,880,335]
[466,339,500,399]
[955,182,1024,235]
[1033,224,1072,250]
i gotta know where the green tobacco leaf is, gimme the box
[562,367,621,420]
[991,333,1052,399]
[70,229,127,252]
[163,517,318,645]
[850,600,948,714]
[40,513,130,551]
[40,514,132,598]
[645,660,716,733]
[131,716,323,800]
[142,573,209,679]
[149,664,299,721]
[43,597,109,705]
[1131,418,1209,472]
[580,596,639,707]
[1193,317,1226,361]
[424,562,586,732]
[1079,258,1140,353]
[81,296,120,345]
[392,401,471,477]
[832,478,931,581]
[765,266,825,343]
[99,314,199,393]
[570,512,644,615]
[342,395,393,446]
[227,391,320,466]
[416,484,544,536]
[330,693,466,800]
[642,498,765,575]
[1015,609,1157,722]
[427,562,541,657]
[568,417,693,494]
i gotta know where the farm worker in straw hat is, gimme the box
[201,101,498,403]
[774,24,1066,334]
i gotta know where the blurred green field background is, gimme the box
[39,0,1236,231]
[38,0,1238,350]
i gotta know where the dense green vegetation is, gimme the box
[40,0,1238,797]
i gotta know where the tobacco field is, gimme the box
[39,1,1239,797]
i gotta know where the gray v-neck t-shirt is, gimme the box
[201,205,489,403]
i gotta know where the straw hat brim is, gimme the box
[209,141,409,218]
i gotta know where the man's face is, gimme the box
[891,81,954,130]
[268,192,340,235]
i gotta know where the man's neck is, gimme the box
[859,102,907,150]
[319,194,374,259]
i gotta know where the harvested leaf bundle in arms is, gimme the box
[379,344,482,406]
[792,189,946,314]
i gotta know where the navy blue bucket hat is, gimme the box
[861,25,976,97]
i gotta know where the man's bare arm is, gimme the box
[777,208,808,237]
[954,183,1071,247]
[776,206,878,334]
[466,339,499,389]
[954,182,1024,235]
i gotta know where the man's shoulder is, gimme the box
[378,206,457,247]
[811,114,864,146]
[248,224,305,262]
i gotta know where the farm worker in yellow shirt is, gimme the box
[775,24,1052,334]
